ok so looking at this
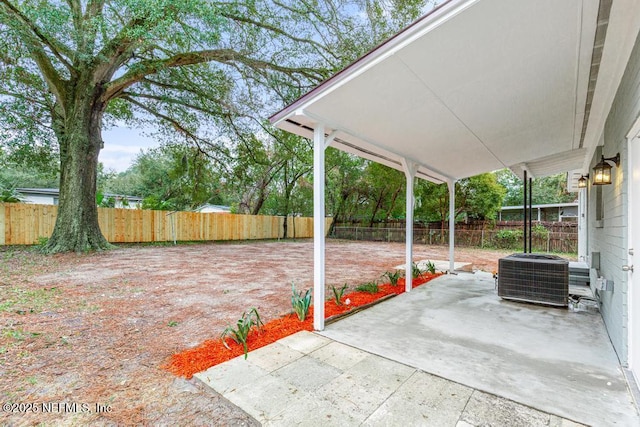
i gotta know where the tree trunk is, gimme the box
[385,187,402,220]
[368,191,385,227]
[44,89,112,253]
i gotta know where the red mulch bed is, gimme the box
[164,273,441,379]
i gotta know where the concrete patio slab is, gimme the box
[362,370,473,426]
[195,330,589,426]
[320,272,640,426]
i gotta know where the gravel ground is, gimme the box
[0,239,516,425]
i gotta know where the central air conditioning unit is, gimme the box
[498,253,569,306]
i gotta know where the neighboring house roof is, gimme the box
[16,188,142,202]
[195,204,231,213]
[16,188,60,196]
[500,202,578,211]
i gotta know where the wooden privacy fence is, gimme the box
[0,203,332,245]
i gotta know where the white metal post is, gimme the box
[313,124,326,331]
[448,179,456,273]
[402,160,417,292]
[578,186,587,262]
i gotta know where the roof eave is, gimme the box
[269,0,467,127]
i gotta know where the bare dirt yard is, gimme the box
[0,239,515,425]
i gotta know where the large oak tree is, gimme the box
[0,0,337,252]
[0,0,440,252]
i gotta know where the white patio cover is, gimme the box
[270,0,640,330]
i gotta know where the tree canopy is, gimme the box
[495,169,576,206]
[1,0,437,252]
[3,0,578,251]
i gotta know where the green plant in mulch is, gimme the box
[331,284,349,305]
[356,281,379,294]
[291,283,311,321]
[383,270,402,286]
[220,308,264,359]
[411,262,423,279]
[424,260,436,274]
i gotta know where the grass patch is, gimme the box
[2,328,40,342]
[0,287,61,314]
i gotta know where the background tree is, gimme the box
[494,169,576,206]
[325,149,366,227]
[0,0,445,252]
[360,162,405,226]
[0,0,339,252]
[414,174,505,230]
[455,173,505,220]
[105,144,224,211]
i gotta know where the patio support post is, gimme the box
[402,159,418,292]
[529,177,533,253]
[313,124,326,331]
[448,179,456,273]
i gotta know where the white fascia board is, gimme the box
[581,0,640,170]
[572,0,600,150]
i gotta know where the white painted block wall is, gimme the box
[589,30,640,365]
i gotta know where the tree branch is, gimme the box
[122,95,229,162]
[85,0,106,20]
[0,0,74,71]
[65,0,82,30]
[93,15,148,83]
[0,89,52,109]
[119,91,233,118]
[220,10,338,63]
[103,48,324,102]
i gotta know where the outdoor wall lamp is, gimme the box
[578,174,589,188]
[592,153,620,185]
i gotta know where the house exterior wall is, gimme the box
[23,194,57,205]
[589,29,640,365]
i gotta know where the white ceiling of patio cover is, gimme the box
[271,0,598,182]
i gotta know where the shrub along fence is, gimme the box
[0,203,332,245]
[332,224,577,254]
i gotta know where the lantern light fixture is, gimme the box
[592,153,620,186]
[578,174,589,188]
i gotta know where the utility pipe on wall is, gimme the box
[529,177,533,253]
[524,170,528,253]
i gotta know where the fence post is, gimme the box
[481,230,484,248]
[547,234,551,253]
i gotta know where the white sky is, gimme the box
[100,127,159,173]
